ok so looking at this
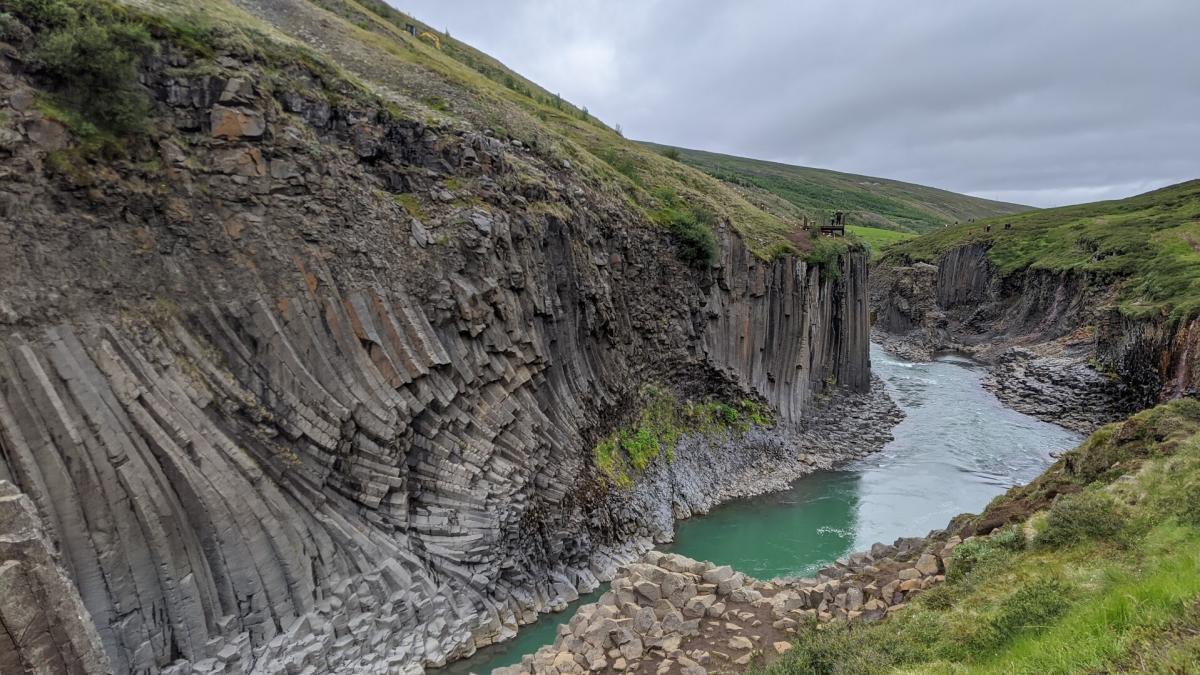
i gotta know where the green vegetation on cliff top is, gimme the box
[760,398,1200,674]
[884,179,1200,319]
[23,0,863,265]
[643,143,1031,235]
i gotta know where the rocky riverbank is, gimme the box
[498,534,960,675]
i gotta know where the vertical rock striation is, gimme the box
[704,236,870,424]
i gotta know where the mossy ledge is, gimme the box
[593,385,773,488]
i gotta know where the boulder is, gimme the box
[717,574,744,595]
[915,553,940,576]
[634,581,662,603]
[661,609,684,635]
[844,586,864,611]
[633,607,657,633]
[683,594,717,619]
[619,636,644,661]
[701,566,735,584]
[727,635,753,651]
[678,655,705,675]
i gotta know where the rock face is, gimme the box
[871,243,1197,432]
[0,26,879,675]
[0,482,111,675]
[500,536,959,675]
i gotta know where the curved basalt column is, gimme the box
[0,39,873,674]
[0,481,111,675]
[0,245,870,674]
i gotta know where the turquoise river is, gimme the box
[443,344,1082,673]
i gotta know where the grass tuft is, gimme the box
[650,188,719,268]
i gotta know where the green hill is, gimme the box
[644,143,1031,235]
[884,179,1200,319]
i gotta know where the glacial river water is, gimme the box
[444,344,1081,673]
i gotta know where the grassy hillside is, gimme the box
[63,0,854,264]
[762,399,1200,674]
[644,143,1031,235]
[885,180,1200,319]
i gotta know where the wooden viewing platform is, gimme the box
[820,211,846,236]
[801,211,847,237]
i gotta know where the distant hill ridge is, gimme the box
[643,142,1032,234]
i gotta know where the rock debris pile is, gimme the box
[500,535,961,675]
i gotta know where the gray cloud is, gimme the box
[393,0,1200,207]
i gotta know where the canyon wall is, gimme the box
[872,244,1199,431]
[0,40,872,674]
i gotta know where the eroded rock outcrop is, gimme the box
[0,25,881,675]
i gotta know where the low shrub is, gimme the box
[33,15,155,137]
[1036,490,1127,548]
[5,0,77,29]
[1178,480,1200,527]
[668,213,718,269]
[597,148,641,184]
[945,538,992,583]
[1065,399,1200,484]
[945,531,1021,584]
[8,0,157,143]
[650,188,718,268]
[0,12,32,42]
[969,578,1072,651]
[592,387,772,486]
[805,236,846,280]
[991,524,1028,551]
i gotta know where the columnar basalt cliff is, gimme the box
[0,16,882,674]
[871,242,1200,432]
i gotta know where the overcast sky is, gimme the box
[393,1,1200,207]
